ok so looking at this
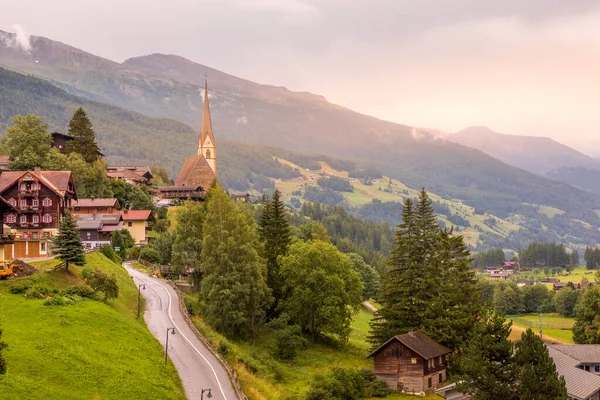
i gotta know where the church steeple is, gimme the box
[198,77,216,174]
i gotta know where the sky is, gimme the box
[2,0,600,153]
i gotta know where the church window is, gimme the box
[206,149,211,159]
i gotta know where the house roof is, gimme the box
[106,165,153,179]
[77,219,104,230]
[368,331,452,360]
[76,213,122,224]
[106,169,149,183]
[174,154,215,189]
[73,198,120,208]
[548,344,600,364]
[0,170,74,198]
[120,210,153,221]
[547,346,600,400]
[157,185,202,191]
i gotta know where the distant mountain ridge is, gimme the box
[2,29,600,225]
[449,126,600,175]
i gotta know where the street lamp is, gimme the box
[201,389,212,399]
[137,283,146,319]
[165,327,176,364]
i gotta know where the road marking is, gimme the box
[128,267,229,400]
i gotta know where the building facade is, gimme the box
[120,210,153,245]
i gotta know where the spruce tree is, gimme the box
[258,189,292,316]
[515,329,567,399]
[201,185,272,343]
[0,324,6,375]
[53,209,86,272]
[66,108,100,163]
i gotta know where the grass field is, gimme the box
[186,299,434,400]
[0,252,185,399]
[509,313,574,344]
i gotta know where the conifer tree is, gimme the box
[259,189,292,315]
[53,209,85,272]
[66,108,100,163]
[515,329,567,399]
[0,324,6,375]
[201,185,272,342]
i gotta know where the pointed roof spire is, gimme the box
[199,75,215,148]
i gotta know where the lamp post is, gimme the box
[137,283,146,319]
[201,389,212,399]
[165,327,176,364]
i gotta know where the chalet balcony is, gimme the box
[18,188,39,196]
[16,232,53,240]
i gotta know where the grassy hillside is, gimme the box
[0,252,185,399]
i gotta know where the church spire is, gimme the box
[198,76,217,174]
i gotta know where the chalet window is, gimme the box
[86,232,91,240]
[8,198,16,207]
[74,207,80,211]
[586,365,591,372]
[596,365,600,373]
[40,242,45,251]
[97,207,103,211]
[20,215,27,224]
[439,373,443,383]
[439,356,442,365]
[411,358,417,364]
[128,222,132,227]
[20,183,26,190]
[43,198,52,207]
[32,199,39,207]
[20,199,27,208]
[32,215,39,224]
[43,214,52,223]
[428,377,432,388]
[5,214,16,224]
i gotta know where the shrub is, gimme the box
[140,247,161,264]
[9,281,32,294]
[83,268,119,301]
[185,299,196,316]
[305,368,389,400]
[100,244,121,264]
[217,342,229,356]
[127,246,141,260]
[24,284,54,299]
[44,295,77,306]
[267,314,308,360]
[62,285,98,300]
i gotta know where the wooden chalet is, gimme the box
[368,331,452,395]
[51,132,105,158]
[0,169,76,258]
[156,185,204,201]
[106,166,153,186]
[72,198,121,215]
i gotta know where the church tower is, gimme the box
[198,78,216,174]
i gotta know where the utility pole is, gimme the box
[137,283,146,319]
[165,327,176,364]
[540,313,543,341]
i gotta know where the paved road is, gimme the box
[125,263,238,400]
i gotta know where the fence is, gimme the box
[510,316,573,330]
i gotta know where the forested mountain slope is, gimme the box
[2,30,600,225]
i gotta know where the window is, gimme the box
[5,214,15,224]
[20,183,26,191]
[206,149,211,158]
[428,377,432,388]
[128,222,132,227]
[8,198,15,207]
[43,198,52,207]
[40,242,45,251]
[585,365,591,372]
[20,215,27,224]
[42,214,52,223]
[439,356,442,365]
[86,232,91,240]
[411,358,417,364]
[595,365,599,373]
[74,207,80,211]
[32,215,39,224]
[97,207,103,211]
[20,199,27,208]
[32,199,38,207]
[439,373,443,384]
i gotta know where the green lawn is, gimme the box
[510,313,575,344]
[0,252,185,399]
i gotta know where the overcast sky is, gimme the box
[2,0,600,152]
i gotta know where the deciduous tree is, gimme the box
[53,209,85,272]
[279,240,362,343]
[4,114,52,170]
[573,286,600,343]
[66,108,100,163]
[172,201,206,286]
[83,268,119,301]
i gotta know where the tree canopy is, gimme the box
[66,107,100,163]
[3,114,52,170]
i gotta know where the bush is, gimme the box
[24,284,55,299]
[100,244,121,264]
[267,314,308,360]
[185,299,196,316]
[83,268,119,301]
[9,281,32,294]
[217,342,230,356]
[140,247,161,264]
[305,368,389,400]
[62,285,98,300]
[44,295,77,306]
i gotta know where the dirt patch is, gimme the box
[10,259,38,278]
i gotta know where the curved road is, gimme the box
[125,263,238,400]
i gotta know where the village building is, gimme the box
[368,331,452,395]
[106,165,153,186]
[547,345,600,400]
[75,213,123,249]
[72,198,121,215]
[158,79,216,202]
[0,169,76,259]
[120,209,153,245]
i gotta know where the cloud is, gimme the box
[12,24,31,51]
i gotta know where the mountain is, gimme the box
[2,29,600,225]
[449,126,600,175]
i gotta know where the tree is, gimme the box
[172,201,206,287]
[522,284,553,314]
[0,325,6,375]
[347,253,380,300]
[573,286,600,343]
[514,329,567,399]
[554,287,580,317]
[266,313,308,360]
[455,310,517,400]
[53,209,85,272]
[259,189,292,315]
[200,186,271,343]
[4,114,52,170]
[279,240,362,343]
[82,268,119,301]
[65,108,100,163]
[110,230,125,260]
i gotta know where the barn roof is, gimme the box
[120,210,153,221]
[368,331,452,360]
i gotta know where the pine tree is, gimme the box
[259,190,292,316]
[66,108,100,163]
[200,185,272,343]
[515,329,567,399]
[0,324,6,375]
[53,209,85,272]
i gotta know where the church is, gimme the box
[157,79,217,201]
